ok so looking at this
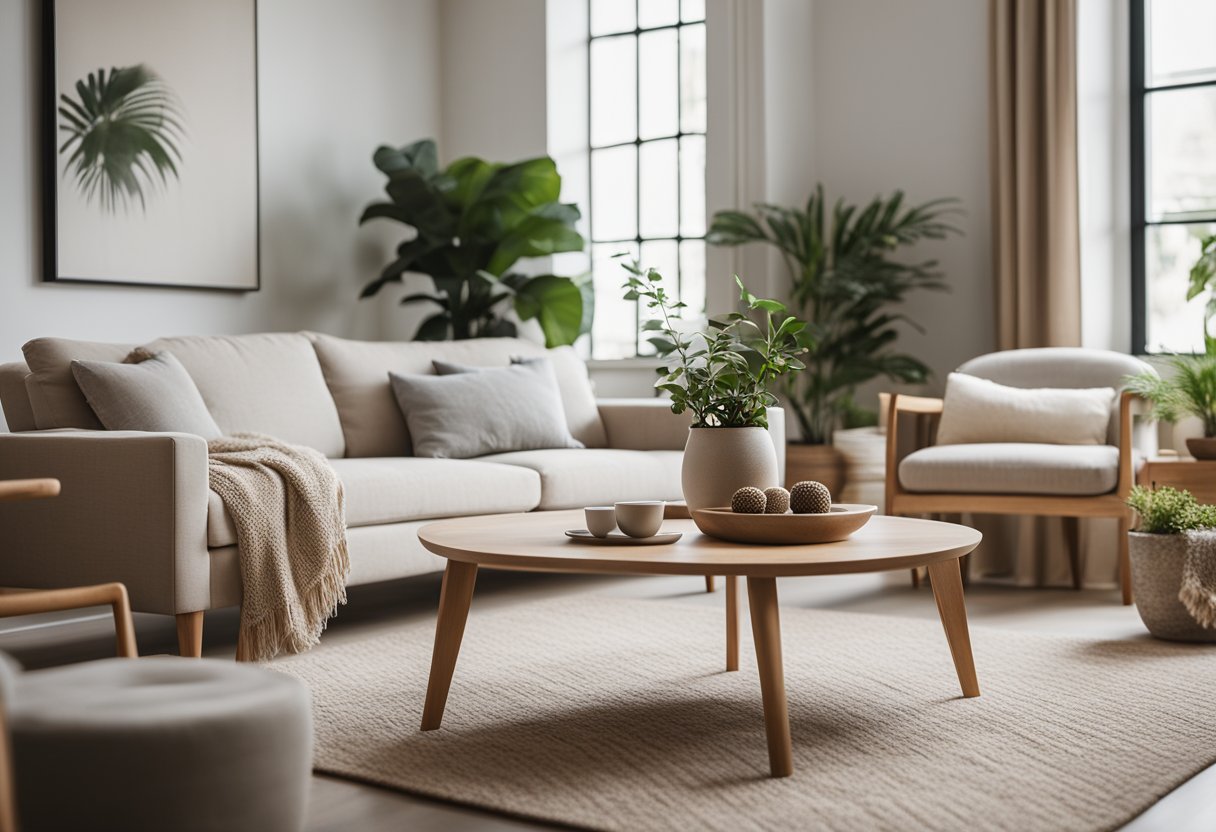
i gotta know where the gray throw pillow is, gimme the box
[389,360,583,459]
[71,351,223,439]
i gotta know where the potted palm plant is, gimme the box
[1126,354,1216,459]
[359,139,591,347]
[622,262,808,518]
[1126,486,1216,642]
[707,186,961,490]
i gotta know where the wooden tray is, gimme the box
[691,504,877,545]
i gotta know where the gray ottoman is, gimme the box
[3,655,312,832]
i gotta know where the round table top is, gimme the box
[417,510,982,578]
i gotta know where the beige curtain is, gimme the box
[977,0,1121,590]
[990,0,1081,349]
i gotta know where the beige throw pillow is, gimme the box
[71,352,223,439]
[934,372,1115,446]
[389,360,583,459]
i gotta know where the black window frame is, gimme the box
[587,0,706,358]
[1130,0,1216,354]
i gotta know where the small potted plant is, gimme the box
[1126,485,1216,642]
[622,263,808,516]
[1125,354,1216,459]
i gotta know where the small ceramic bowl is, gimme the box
[614,500,665,538]
[584,506,618,538]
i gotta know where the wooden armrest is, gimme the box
[891,395,944,415]
[0,479,60,502]
[0,583,137,658]
[1116,390,1141,497]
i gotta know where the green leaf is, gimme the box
[415,312,451,341]
[513,275,584,347]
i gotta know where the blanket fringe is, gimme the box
[239,539,350,662]
[1178,581,1216,630]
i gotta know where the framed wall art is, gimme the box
[42,0,259,291]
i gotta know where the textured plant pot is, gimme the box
[1186,437,1216,460]
[682,427,779,524]
[1128,531,1216,643]
[784,442,846,496]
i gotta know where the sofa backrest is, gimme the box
[0,361,37,432]
[146,333,346,457]
[19,334,346,457]
[309,333,607,457]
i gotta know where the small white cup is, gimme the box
[584,506,618,538]
[614,500,665,538]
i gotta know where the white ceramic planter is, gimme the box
[682,427,779,523]
[1128,531,1216,643]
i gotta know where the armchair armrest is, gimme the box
[597,399,692,450]
[0,583,137,658]
[1117,390,1149,497]
[0,431,210,616]
[884,394,945,512]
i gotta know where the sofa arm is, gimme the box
[0,430,210,616]
[596,400,786,481]
[597,399,691,451]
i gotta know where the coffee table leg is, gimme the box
[725,576,740,672]
[421,560,479,730]
[926,558,981,698]
[746,577,793,777]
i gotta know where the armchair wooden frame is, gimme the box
[884,392,1139,605]
[0,581,138,832]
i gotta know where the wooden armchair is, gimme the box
[883,348,1154,605]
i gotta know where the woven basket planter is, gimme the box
[1128,532,1216,643]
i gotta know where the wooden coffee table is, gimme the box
[417,510,983,777]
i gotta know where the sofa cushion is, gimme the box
[477,448,684,510]
[71,352,223,438]
[935,372,1115,447]
[308,334,607,457]
[146,333,345,457]
[22,338,133,429]
[207,457,542,547]
[389,361,583,459]
[898,443,1121,496]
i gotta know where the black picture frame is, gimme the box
[41,0,261,292]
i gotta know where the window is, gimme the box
[1131,0,1216,353]
[584,0,707,359]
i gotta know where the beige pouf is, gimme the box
[3,655,312,832]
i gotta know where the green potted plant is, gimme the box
[359,139,591,347]
[1125,486,1216,642]
[1125,354,1216,459]
[622,262,808,517]
[707,186,961,490]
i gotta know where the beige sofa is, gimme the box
[0,332,785,654]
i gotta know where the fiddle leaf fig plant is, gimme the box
[359,139,589,347]
[623,261,810,428]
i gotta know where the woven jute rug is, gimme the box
[270,597,1216,831]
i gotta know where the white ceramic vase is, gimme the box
[682,427,779,522]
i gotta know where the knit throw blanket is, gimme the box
[1181,530,1216,629]
[208,434,350,661]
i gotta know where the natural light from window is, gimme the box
[1139,0,1216,352]
[583,0,707,360]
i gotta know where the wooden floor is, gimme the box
[2,569,1213,832]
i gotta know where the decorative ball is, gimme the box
[763,487,790,514]
[790,480,832,514]
[731,486,768,514]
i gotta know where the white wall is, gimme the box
[807,0,994,394]
[0,0,442,427]
[1077,0,1132,353]
[440,0,548,163]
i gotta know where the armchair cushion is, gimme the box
[898,443,1122,496]
[935,373,1115,446]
